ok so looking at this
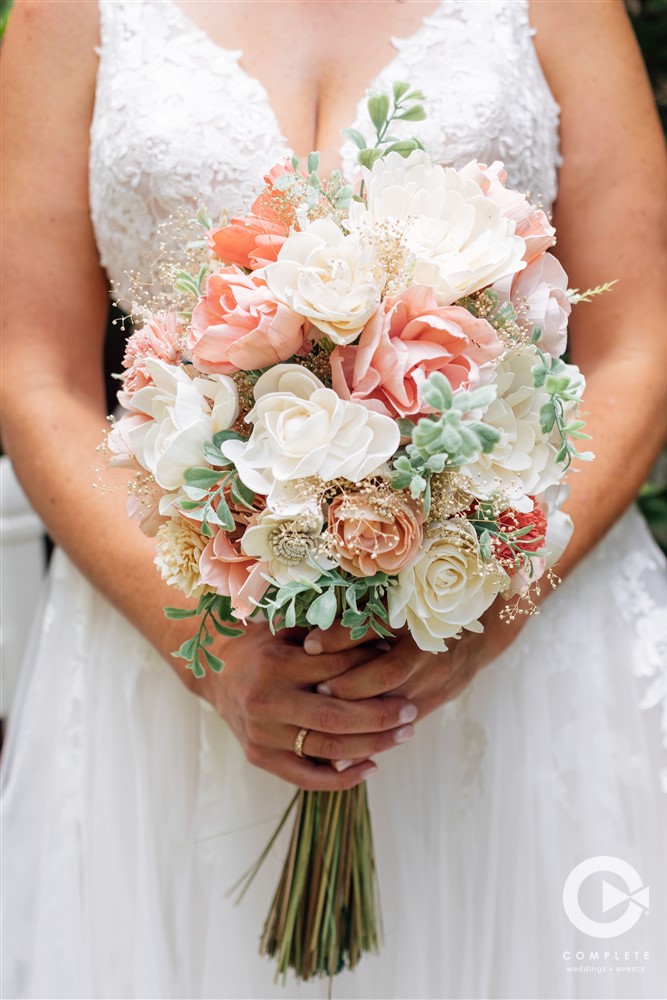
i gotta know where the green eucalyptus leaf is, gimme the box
[216,496,235,531]
[163,606,199,620]
[540,400,557,434]
[384,140,419,157]
[367,93,390,132]
[183,467,222,489]
[201,648,225,673]
[342,127,367,150]
[395,105,426,122]
[307,151,320,174]
[357,147,384,170]
[392,81,410,102]
[306,589,338,630]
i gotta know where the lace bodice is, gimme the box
[89,0,562,305]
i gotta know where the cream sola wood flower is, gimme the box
[264,218,383,345]
[387,520,507,654]
[110,358,239,492]
[155,516,209,599]
[240,505,334,584]
[221,365,400,501]
[460,346,585,510]
[345,150,527,305]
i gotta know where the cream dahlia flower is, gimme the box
[116,358,239,492]
[264,218,382,344]
[461,346,571,508]
[346,150,526,306]
[155,517,208,599]
[221,365,400,499]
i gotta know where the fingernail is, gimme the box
[399,704,418,724]
[317,682,332,696]
[361,763,378,779]
[374,640,392,652]
[393,724,414,744]
[333,759,353,772]
[304,635,323,655]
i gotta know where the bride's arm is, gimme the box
[0,0,418,787]
[305,0,667,712]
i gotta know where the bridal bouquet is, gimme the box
[106,82,600,983]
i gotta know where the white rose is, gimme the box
[120,358,238,491]
[347,150,526,306]
[241,506,333,584]
[264,218,382,345]
[492,252,571,358]
[461,347,566,508]
[222,364,399,499]
[388,521,505,653]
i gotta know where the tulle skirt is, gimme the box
[2,505,666,1000]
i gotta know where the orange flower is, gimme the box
[208,162,299,270]
[328,492,423,578]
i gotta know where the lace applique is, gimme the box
[89,0,561,306]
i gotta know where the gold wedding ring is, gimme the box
[294,727,309,759]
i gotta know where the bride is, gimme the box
[2,1,666,997]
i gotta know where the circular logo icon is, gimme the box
[563,856,650,939]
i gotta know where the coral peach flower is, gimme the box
[330,285,503,419]
[208,162,297,270]
[199,528,269,622]
[327,493,423,578]
[189,266,310,374]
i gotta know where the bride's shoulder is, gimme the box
[2,0,100,123]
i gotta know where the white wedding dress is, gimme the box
[2,2,667,998]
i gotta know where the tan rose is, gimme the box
[327,491,423,578]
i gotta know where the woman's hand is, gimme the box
[304,604,525,724]
[188,620,419,791]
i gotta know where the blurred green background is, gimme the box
[1,0,666,549]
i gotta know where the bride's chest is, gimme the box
[90,0,561,301]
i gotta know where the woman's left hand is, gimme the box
[304,603,526,723]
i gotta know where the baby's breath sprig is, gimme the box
[567,280,618,305]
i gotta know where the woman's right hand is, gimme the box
[188,621,418,791]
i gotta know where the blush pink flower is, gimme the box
[208,162,299,270]
[492,252,571,358]
[459,160,555,264]
[189,266,310,374]
[330,285,503,419]
[119,313,182,405]
[327,492,423,578]
[199,528,269,622]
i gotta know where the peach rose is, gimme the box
[119,313,182,404]
[199,527,269,621]
[208,163,298,270]
[189,266,310,374]
[327,492,423,578]
[459,160,555,264]
[330,285,503,419]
